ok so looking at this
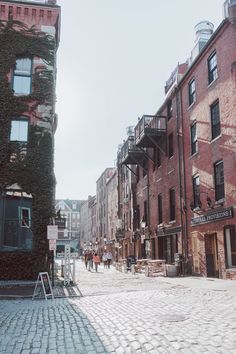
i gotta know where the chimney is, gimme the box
[126,126,134,136]
[190,21,214,63]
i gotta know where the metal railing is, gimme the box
[134,115,167,144]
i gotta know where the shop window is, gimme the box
[13,58,32,95]
[191,122,198,155]
[208,51,218,84]
[188,78,196,106]
[214,160,225,201]
[211,100,221,140]
[224,226,236,267]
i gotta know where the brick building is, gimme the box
[116,0,236,279]
[0,0,60,279]
[180,1,236,280]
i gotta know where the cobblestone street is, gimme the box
[1,261,236,354]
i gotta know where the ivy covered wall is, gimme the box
[0,19,57,279]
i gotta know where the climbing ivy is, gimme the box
[0,18,57,274]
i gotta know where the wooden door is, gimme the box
[205,233,219,278]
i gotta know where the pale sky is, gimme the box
[55,0,224,200]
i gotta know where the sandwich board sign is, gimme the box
[32,272,54,300]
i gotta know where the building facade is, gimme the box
[55,199,84,252]
[115,0,236,279]
[0,0,60,279]
[96,168,115,253]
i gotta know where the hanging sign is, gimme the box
[32,272,54,300]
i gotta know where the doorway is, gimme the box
[204,233,219,278]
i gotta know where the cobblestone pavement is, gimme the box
[0,261,236,354]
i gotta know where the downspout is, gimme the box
[176,87,188,272]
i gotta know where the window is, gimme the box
[214,160,225,201]
[143,201,148,225]
[10,118,28,142]
[208,51,218,84]
[224,226,236,267]
[211,100,220,140]
[168,133,174,158]
[191,122,198,155]
[153,147,161,170]
[167,99,173,120]
[143,159,148,177]
[13,58,32,95]
[19,207,31,228]
[189,78,196,106]
[192,175,201,209]
[158,194,163,224]
[169,188,175,221]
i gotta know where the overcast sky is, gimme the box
[55,0,224,200]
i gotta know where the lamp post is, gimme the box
[104,236,107,251]
[140,219,146,258]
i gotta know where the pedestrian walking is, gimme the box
[102,252,108,268]
[107,251,112,269]
[87,251,93,271]
[93,253,100,272]
[84,251,88,269]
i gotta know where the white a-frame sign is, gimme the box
[32,272,54,300]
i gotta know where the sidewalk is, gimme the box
[75,259,236,296]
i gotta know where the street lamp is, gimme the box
[140,219,146,229]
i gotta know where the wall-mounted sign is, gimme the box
[49,239,56,251]
[191,207,233,226]
[47,225,58,240]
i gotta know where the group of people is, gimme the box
[83,250,112,272]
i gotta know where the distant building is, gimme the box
[55,199,85,251]
[96,168,115,252]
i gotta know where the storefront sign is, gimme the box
[157,226,182,237]
[191,207,233,226]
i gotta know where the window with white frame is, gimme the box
[214,160,225,201]
[19,207,31,228]
[191,122,198,155]
[13,58,32,95]
[208,51,218,84]
[188,78,196,106]
[10,118,29,142]
[211,100,221,140]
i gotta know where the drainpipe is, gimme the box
[176,88,188,272]
[147,168,150,232]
